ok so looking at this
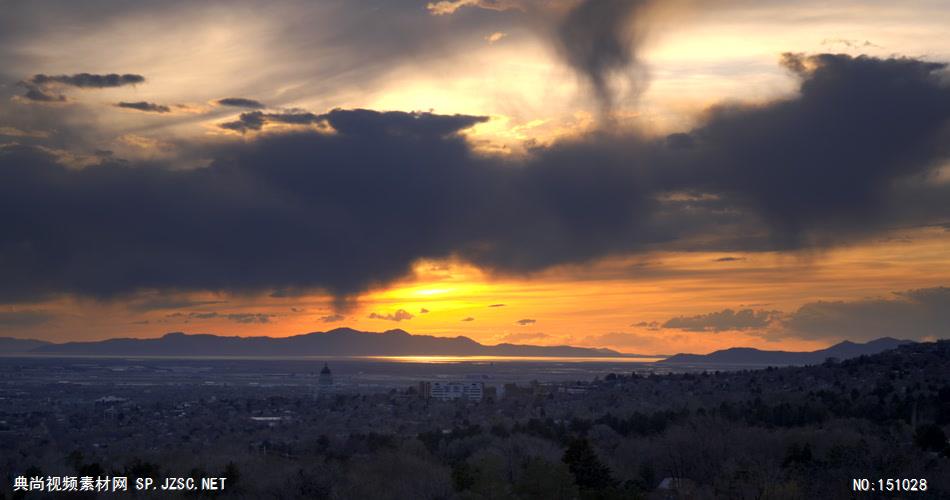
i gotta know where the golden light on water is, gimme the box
[362,355,666,364]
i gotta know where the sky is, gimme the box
[1,0,949,354]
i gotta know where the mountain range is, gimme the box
[5,328,631,358]
[0,337,52,354]
[659,337,912,366]
[0,330,912,364]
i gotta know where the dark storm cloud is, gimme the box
[0,55,949,306]
[176,311,274,323]
[216,97,265,109]
[0,0,525,139]
[555,0,651,112]
[218,111,322,133]
[19,85,66,102]
[29,73,145,88]
[127,298,226,312]
[188,312,219,319]
[323,108,489,137]
[15,72,145,106]
[661,286,950,341]
[660,53,950,249]
[226,313,273,324]
[782,286,950,341]
[662,309,781,332]
[115,101,171,113]
[219,108,489,136]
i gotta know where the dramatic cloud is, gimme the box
[18,85,66,102]
[516,318,536,325]
[426,0,525,16]
[368,309,414,322]
[127,298,226,312]
[428,0,661,112]
[782,286,950,341]
[662,309,781,332]
[666,54,950,248]
[28,73,144,88]
[216,97,265,109]
[116,101,171,113]
[189,312,219,319]
[219,108,484,135]
[16,72,146,104]
[219,111,323,133]
[555,0,651,112]
[175,311,275,323]
[226,313,273,324]
[659,286,950,341]
[1,55,948,307]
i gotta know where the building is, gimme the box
[419,381,484,402]
[317,363,334,395]
[502,382,537,399]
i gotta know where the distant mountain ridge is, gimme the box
[659,337,912,366]
[19,328,639,358]
[4,331,913,363]
[0,337,52,354]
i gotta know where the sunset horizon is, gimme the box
[3,0,949,356]
[3,1,950,497]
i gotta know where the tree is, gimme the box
[467,450,515,499]
[562,438,614,492]
[451,461,476,492]
[782,442,813,468]
[223,462,241,491]
[914,424,948,452]
[516,457,578,500]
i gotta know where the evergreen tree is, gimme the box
[562,438,614,492]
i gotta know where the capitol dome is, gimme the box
[318,362,333,388]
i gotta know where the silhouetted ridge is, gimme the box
[27,328,633,357]
[660,337,912,366]
[0,337,52,354]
